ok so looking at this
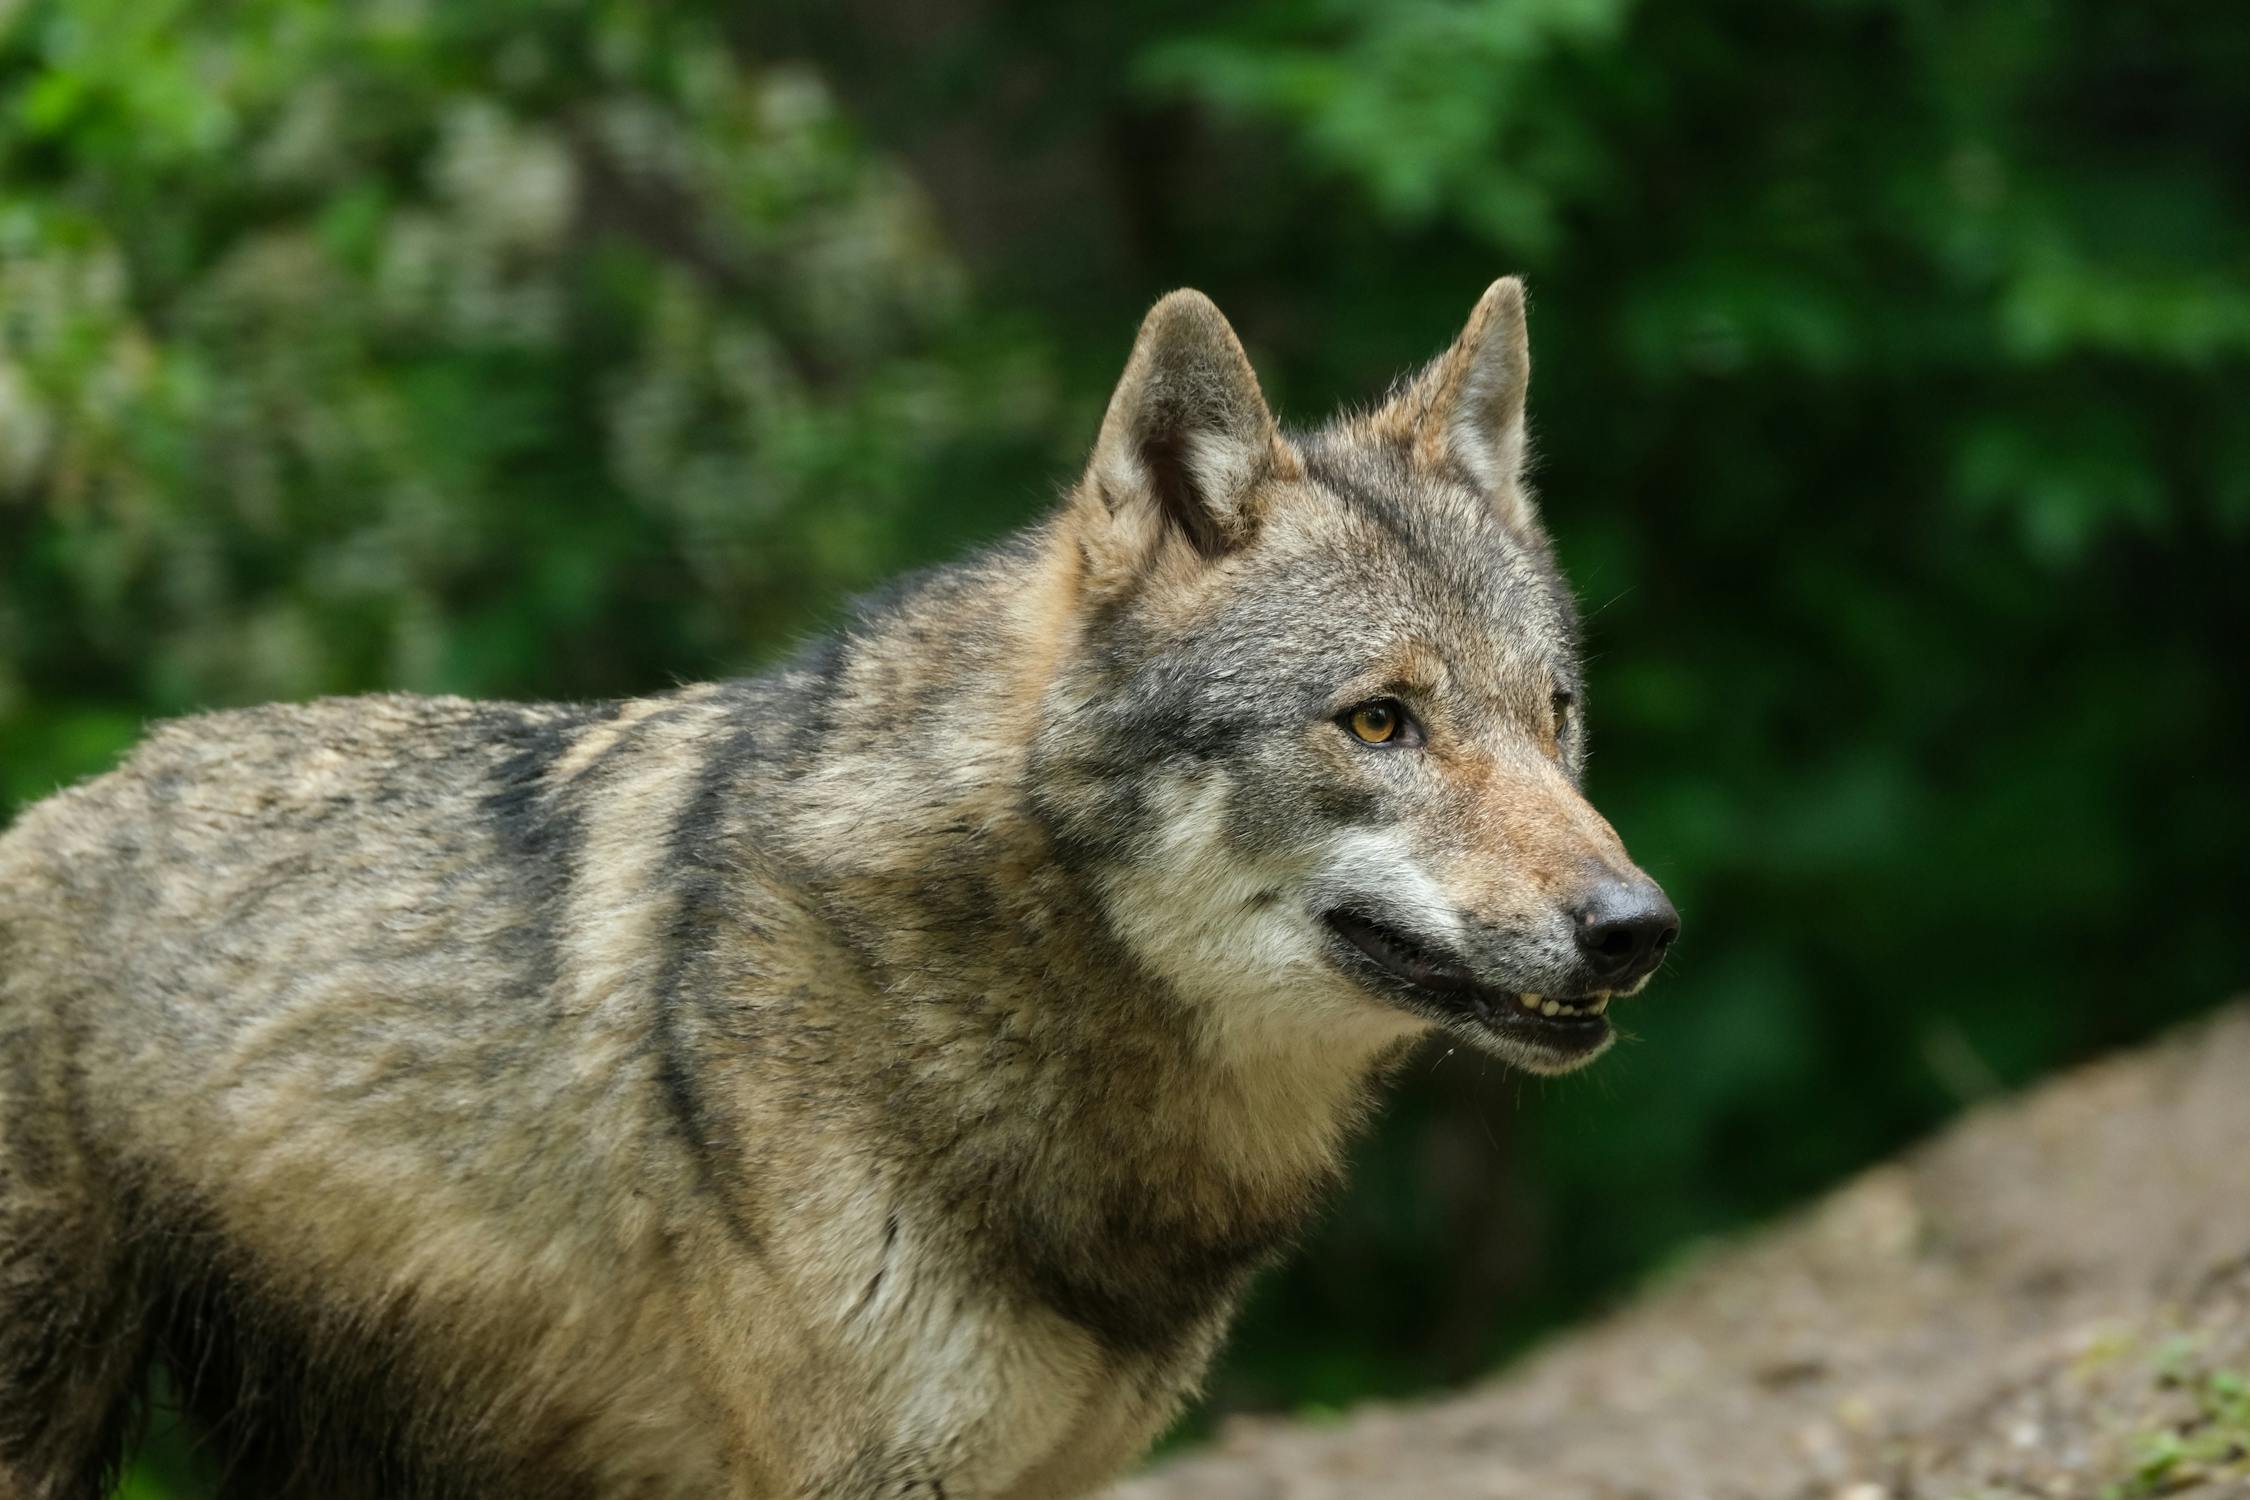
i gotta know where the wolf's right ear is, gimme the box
[1082,290,1291,561]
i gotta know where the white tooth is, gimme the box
[1589,994,1610,1014]
[1519,992,1541,1011]
[1541,1000,1561,1017]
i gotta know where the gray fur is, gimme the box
[0,281,1671,1499]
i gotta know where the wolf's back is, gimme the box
[0,693,611,1097]
[0,690,745,1498]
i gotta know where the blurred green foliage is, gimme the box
[1,0,2244,1489]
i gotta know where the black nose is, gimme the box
[1571,876,1679,985]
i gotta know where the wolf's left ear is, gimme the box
[1085,290,1291,560]
[1386,277,1537,534]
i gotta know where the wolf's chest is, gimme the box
[721,1194,1220,1497]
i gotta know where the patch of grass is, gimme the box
[2099,1362,2250,1499]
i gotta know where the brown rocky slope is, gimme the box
[1113,1003,2250,1500]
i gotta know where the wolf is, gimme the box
[0,278,1675,1499]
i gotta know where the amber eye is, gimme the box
[1346,702,1401,744]
[1552,689,1576,744]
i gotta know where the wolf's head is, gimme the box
[1031,282,1674,1076]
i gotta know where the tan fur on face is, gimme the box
[1437,745,1640,925]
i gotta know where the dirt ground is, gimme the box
[1113,1003,2250,1500]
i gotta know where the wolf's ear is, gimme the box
[1387,277,1536,534]
[1085,290,1289,559]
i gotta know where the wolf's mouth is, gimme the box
[1319,909,1612,1065]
